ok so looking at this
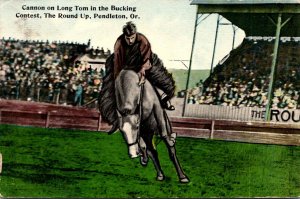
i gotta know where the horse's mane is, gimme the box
[99,54,118,124]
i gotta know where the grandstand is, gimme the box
[184,0,300,123]
[188,37,300,109]
[0,38,109,107]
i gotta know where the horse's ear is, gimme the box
[116,110,122,118]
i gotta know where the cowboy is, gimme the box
[114,21,175,109]
[99,21,176,133]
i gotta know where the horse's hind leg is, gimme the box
[165,143,189,183]
[153,104,175,146]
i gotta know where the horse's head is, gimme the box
[115,70,143,158]
[117,111,140,158]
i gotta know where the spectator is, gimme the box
[74,81,83,106]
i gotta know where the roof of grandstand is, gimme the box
[191,0,300,37]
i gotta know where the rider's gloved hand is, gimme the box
[138,67,146,77]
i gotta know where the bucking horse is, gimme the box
[99,54,189,183]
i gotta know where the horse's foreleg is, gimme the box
[139,137,148,166]
[147,145,165,181]
[165,143,189,183]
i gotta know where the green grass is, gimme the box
[169,69,210,92]
[0,124,300,198]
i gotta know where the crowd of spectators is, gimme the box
[187,37,300,109]
[0,37,110,108]
[1,36,299,110]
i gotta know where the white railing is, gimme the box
[185,104,300,124]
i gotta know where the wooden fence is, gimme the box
[0,100,300,146]
[0,100,110,132]
[171,117,300,146]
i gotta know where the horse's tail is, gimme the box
[98,54,118,124]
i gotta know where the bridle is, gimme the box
[118,77,145,148]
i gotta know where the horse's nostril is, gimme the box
[124,109,132,115]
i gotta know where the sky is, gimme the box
[0,0,245,70]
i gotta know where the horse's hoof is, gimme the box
[180,177,190,183]
[140,156,148,166]
[156,174,165,181]
[107,131,117,135]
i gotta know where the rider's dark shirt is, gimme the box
[113,33,152,78]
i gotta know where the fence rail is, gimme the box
[1,100,300,146]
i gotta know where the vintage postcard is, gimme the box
[0,0,299,198]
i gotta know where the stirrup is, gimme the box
[164,101,175,111]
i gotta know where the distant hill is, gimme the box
[168,69,211,92]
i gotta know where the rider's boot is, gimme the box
[161,93,175,111]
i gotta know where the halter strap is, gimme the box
[136,80,145,149]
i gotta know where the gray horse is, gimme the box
[115,69,189,183]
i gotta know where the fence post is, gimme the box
[0,153,2,174]
[46,111,50,128]
[210,120,215,139]
[97,113,102,131]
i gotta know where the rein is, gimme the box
[136,78,145,148]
